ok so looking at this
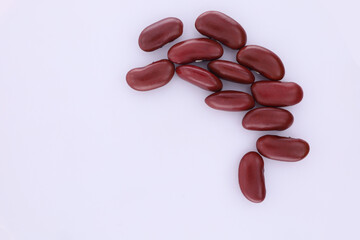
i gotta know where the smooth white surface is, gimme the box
[1,0,360,239]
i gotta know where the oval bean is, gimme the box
[238,152,266,203]
[257,135,310,162]
[207,60,254,84]
[195,11,247,49]
[138,17,183,52]
[126,60,175,91]
[168,38,223,64]
[242,107,294,131]
[176,65,222,91]
[251,81,303,107]
[236,45,285,80]
[205,90,254,111]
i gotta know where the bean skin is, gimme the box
[195,11,247,49]
[251,81,303,107]
[176,65,222,92]
[126,60,175,91]
[168,38,223,64]
[236,45,285,80]
[242,107,294,131]
[257,135,310,162]
[207,60,254,84]
[205,90,254,111]
[238,152,266,203]
[138,17,183,52]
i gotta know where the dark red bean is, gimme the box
[236,45,285,80]
[195,11,246,49]
[238,152,266,203]
[168,38,223,64]
[207,60,254,84]
[138,17,183,52]
[251,81,303,107]
[176,65,222,91]
[205,90,254,111]
[257,135,310,162]
[126,60,175,91]
[242,107,294,131]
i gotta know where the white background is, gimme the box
[1,0,360,239]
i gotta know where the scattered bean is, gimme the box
[257,135,310,162]
[205,90,254,111]
[176,65,222,91]
[251,81,303,106]
[138,17,183,52]
[195,11,246,49]
[126,60,175,91]
[236,45,285,80]
[242,107,294,131]
[207,60,254,84]
[168,38,223,64]
[238,152,266,203]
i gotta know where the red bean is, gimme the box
[257,135,310,162]
[238,152,266,203]
[236,45,285,80]
[176,65,222,91]
[242,107,294,131]
[126,60,175,91]
[207,60,254,84]
[195,11,247,49]
[138,17,183,52]
[251,81,303,107]
[205,91,254,111]
[168,38,223,64]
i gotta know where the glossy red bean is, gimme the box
[138,17,183,52]
[236,45,285,80]
[207,60,254,84]
[176,65,222,91]
[126,60,175,91]
[257,135,310,162]
[168,38,223,64]
[238,152,266,203]
[251,81,303,107]
[242,107,294,131]
[195,11,247,49]
[205,90,254,111]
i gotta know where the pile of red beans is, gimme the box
[126,11,310,203]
